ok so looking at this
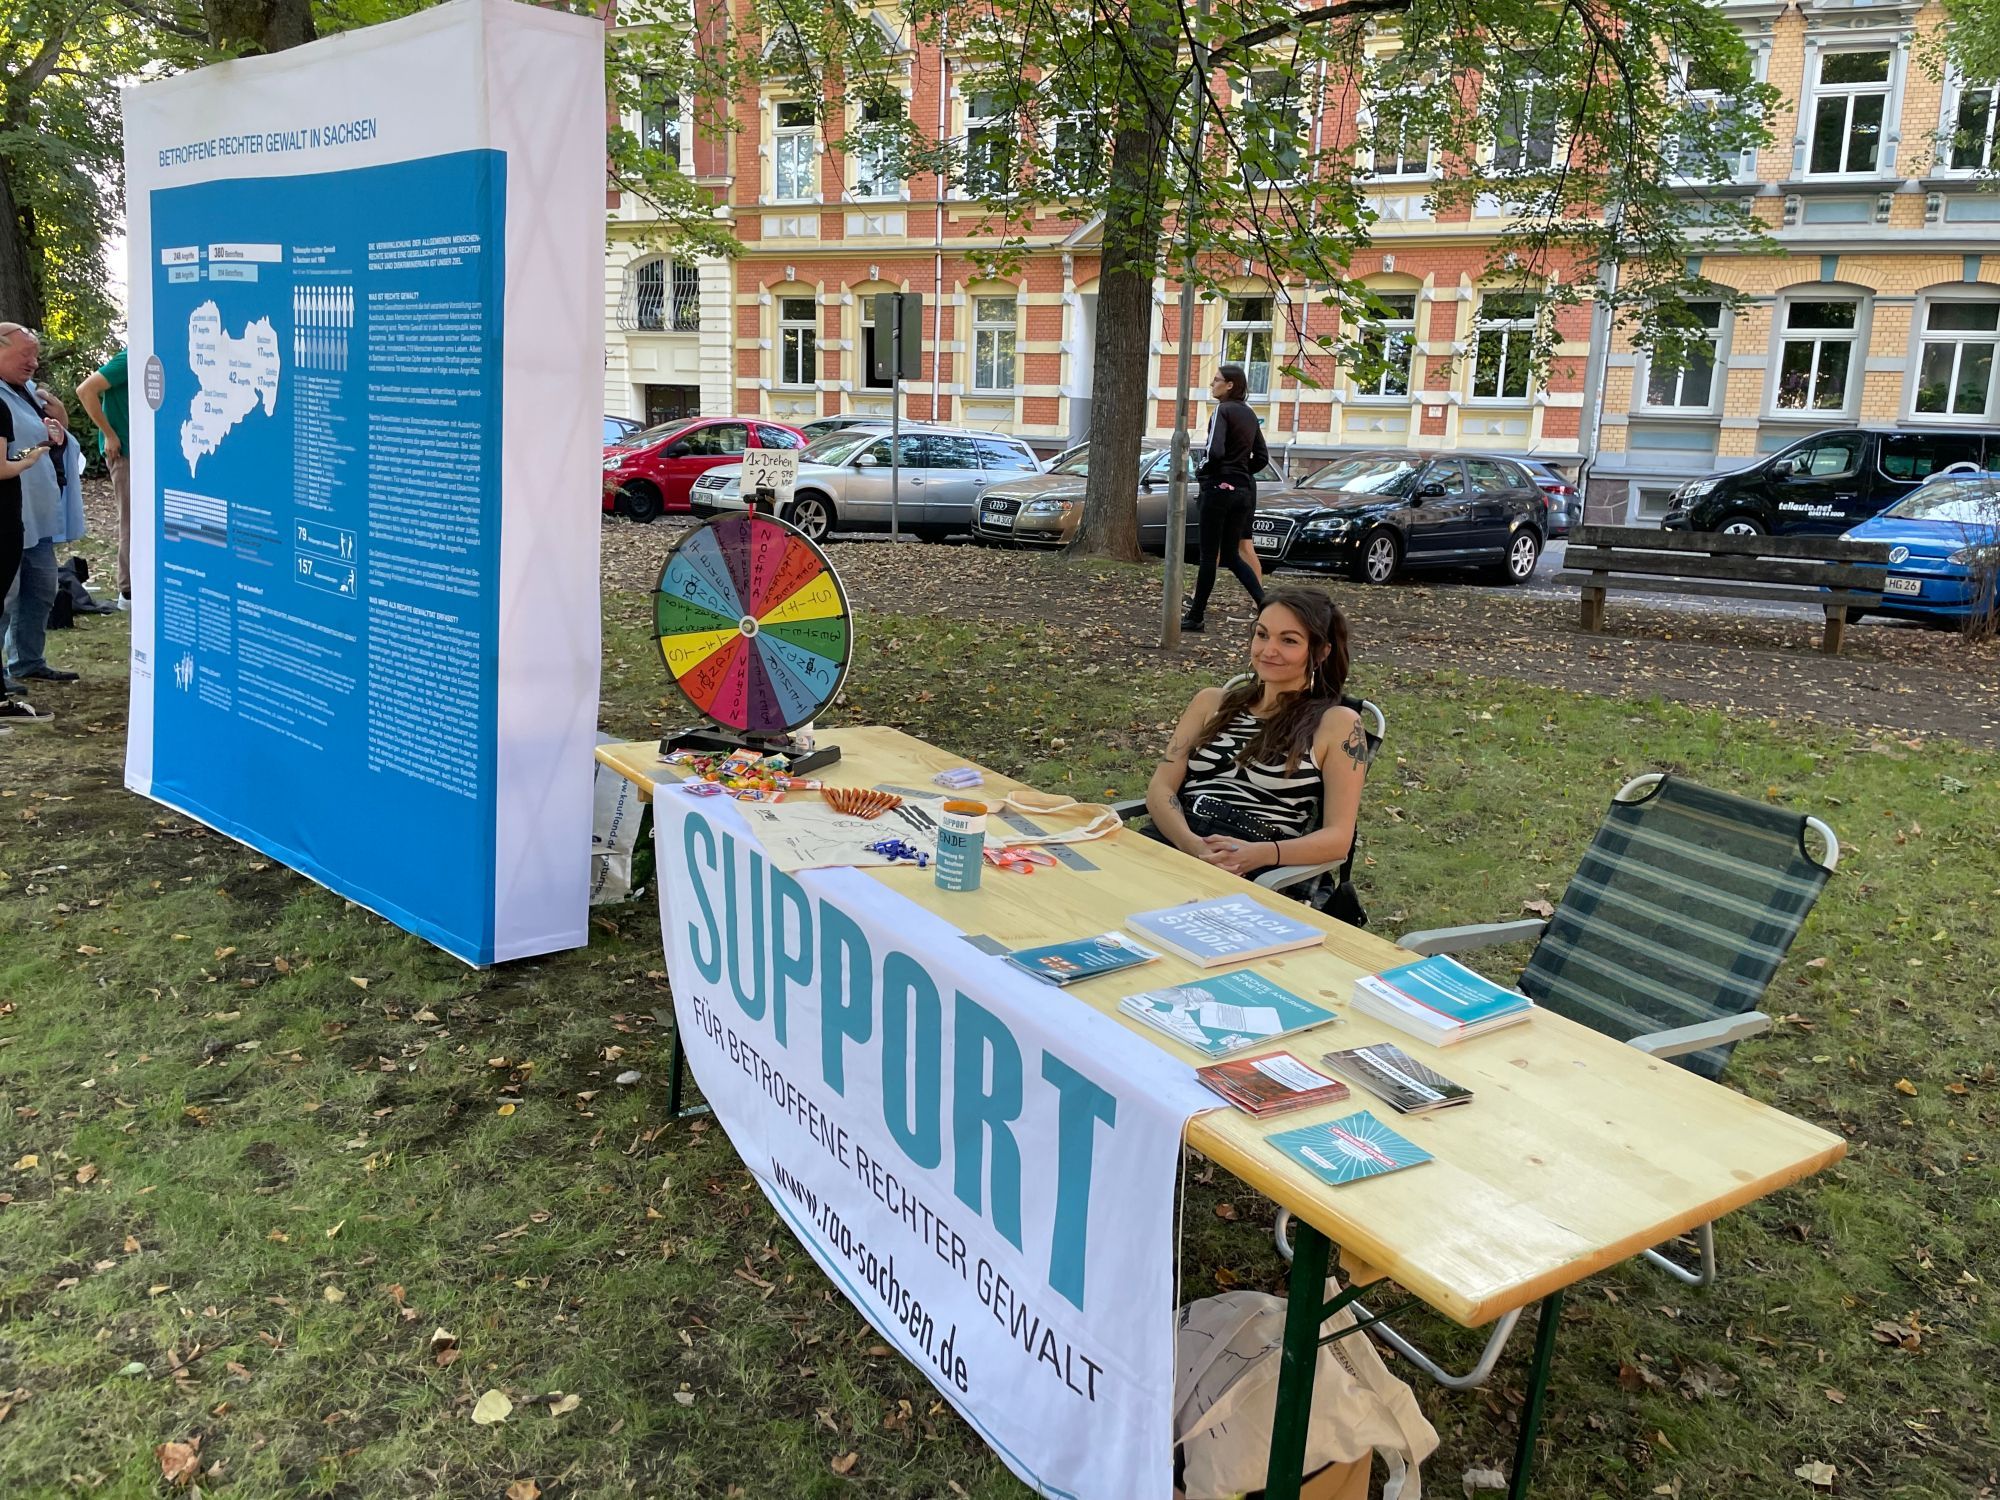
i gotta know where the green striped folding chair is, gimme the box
[1275,772,1837,1389]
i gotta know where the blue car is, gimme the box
[1843,473,1999,627]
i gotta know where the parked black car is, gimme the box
[1661,426,1998,535]
[1255,450,1545,584]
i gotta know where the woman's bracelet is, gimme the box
[1270,841,1282,868]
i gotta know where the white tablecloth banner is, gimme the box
[655,790,1215,1499]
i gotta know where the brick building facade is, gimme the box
[603,0,1997,501]
[1587,0,2000,523]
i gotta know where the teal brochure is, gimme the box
[1118,969,1333,1057]
[1268,1111,1433,1186]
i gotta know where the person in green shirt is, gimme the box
[77,347,130,604]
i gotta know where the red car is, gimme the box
[602,416,808,522]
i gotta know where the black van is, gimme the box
[1660,427,1997,535]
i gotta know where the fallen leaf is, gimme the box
[1213,1201,1239,1221]
[1871,1319,1921,1351]
[156,1438,202,1487]
[505,1482,541,1500]
[1895,1078,1918,1097]
[832,1451,859,1475]
[549,1393,581,1417]
[349,976,370,990]
[74,1163,99,1184]
[325,1220,344,1240]
[1823,1387,1845,1403]
[1521,899,1555,919]
[497,1102,516,1116]
[11,1154,38,1171]
[322,1284,346,1303]
[471,1389,513,1425]
[1794,1460,1836,1488]
[672,1390,695,1406]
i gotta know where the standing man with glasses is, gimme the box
[0,324,64,722]
[77,343,131,609]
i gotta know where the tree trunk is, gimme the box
[0,157,46,330]
[1068,22,1177,563]
[204,0,316,54]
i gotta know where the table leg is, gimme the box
[666,1028,712,1120]
[1508,1290,1564,1499]
[1263,1219,1332,1500]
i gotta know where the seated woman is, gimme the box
[1145,588,1365,879]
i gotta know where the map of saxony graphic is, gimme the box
[180,300,280,475]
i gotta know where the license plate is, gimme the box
[981,506,1009,523]
[1253,537,1284,554]
[1884,576,1921,597]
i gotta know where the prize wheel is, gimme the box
[652,512,852,736]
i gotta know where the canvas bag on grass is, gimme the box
[1174,1285,1439,1500]
[589,744,653,905]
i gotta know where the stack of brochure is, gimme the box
[1006,932,1161,987]
[1351,954,1532,1046]
[1196,1052,1349,1116]
[1322,1043,1474,1114]
[1267,1112,1433,1187]
[1125,894,1326,968]
[1118,969,1335,1057]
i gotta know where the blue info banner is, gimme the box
[655,791,1216,1499]
[141,152,506,961]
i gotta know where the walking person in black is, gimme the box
[1181,363,1266,633]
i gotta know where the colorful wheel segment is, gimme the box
[651,513,852,737]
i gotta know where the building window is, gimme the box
[1808,50,1892,176]
[1471,293,1539,399]
[1491,74,1556,170]
[1950,81,1999,171]
[774,99,816,201]
[858,299,893,390]
[1673,56,1752,181]
[779,296,817,387]
[1221,296,1275,396]
[622,259,700,333]
[1240,70,1306,186]
[972,295,1017,391]
[1051,108,1108,196]
[1366,89,1430,178]
[640,79,684,166]
[1643,301,1723,409]
[1914,300,2000,416]
[1775,298,1862,411]
[851,96,902,200]
[1352,293,1417,397]
[963,91,1013,196]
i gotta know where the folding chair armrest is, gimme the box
[1255,860,1336,893]
[1398,918,1548,956]
[1628,1011,1772,1060]
[1110,797,1149,823]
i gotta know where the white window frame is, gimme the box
[1639,301,1728,413]
[1941,73,1999,174]
[1361,85,1432,180]
[1907,291,2000,422]
[1046,101,1109,199]
[1770,294,1867,417]
[848,95,904,201]
[622,258,700,334]
[1221,295,1276,397]
[1350,291,1418,399]
[1238,68,1309,188]
[1469,292,1539,401]
[772,98,817,203]
[971,294,1018,392]
[960,90,1014,199]
[778,295,818,388]
[1804,47,1895,178]
[1489,71,1556,171]
[1668,52,1760,185]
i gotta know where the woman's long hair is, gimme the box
[1193,589,1351,774]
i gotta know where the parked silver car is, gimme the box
[972,438,1284,553]
[689,425,1041,540]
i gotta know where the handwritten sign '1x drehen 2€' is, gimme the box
[740,448,799,504]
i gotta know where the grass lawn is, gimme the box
[2,579,1996,1499]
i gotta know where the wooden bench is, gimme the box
[1560,525,1892,655]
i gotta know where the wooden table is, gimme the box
[599,729,1845,1497]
